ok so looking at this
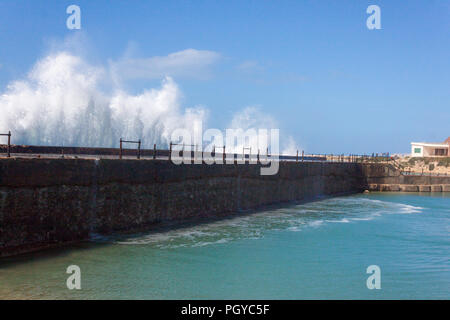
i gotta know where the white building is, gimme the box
[411,137,450,157]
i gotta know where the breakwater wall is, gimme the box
[363,164,450,192]
[0,158,365,257]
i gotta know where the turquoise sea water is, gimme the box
[1,192,449,299]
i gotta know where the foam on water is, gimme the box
[396,203,424,214]
[99,196,425,249]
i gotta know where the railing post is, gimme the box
[296,150,298,163]
[137,139,141,159]
[194,144,198,163]
[223,145,226,164]
[302,150,304,162]
[257,149,260,163]
[153,143,156,160]
[119,138,123,159]
[7,131,11,158]
[169,142,172,161]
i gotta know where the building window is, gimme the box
[414,148,421,154]
[435,149,447,156]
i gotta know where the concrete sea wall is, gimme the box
[363,164,450,192]
[0,158,366,257]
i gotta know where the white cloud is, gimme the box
[236,60,263,73]
[110,49,221,82]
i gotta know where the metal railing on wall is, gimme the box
[0,131,11,158]
[119,138,141,159]
[0,135,399,166]
[5,138,446,176]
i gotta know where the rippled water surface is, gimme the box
[1,192,449,299]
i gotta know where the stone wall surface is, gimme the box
[362,163,450,191]
[0,158,365,257]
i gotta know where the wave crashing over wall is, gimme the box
[0,52,207,148]
[0,51,299,153]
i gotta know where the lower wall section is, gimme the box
[362,163,450,192]
[0,159,366,257]
[368,184,450,192]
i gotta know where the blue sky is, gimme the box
[0,0,449,153]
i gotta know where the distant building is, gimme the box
[411,137,450,157]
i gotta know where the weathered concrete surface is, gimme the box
[0,158,366,257]
[431,185,442,192]
[363,163,450,192]
[400,185,419,192]
[370,184,450,192]
[363,163,450,185]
